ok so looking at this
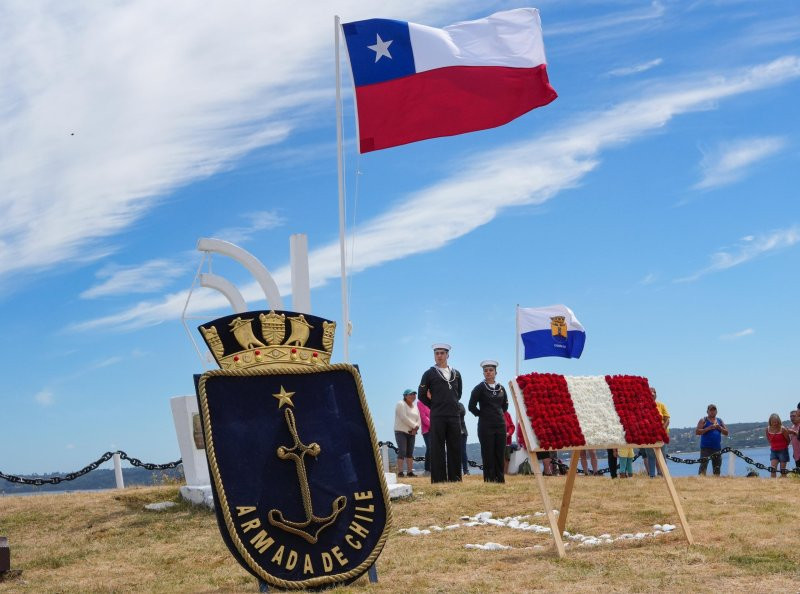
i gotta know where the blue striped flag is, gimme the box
[518,304,585,360]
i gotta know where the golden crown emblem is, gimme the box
[199,310,336,370]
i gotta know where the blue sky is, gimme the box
[1,1,799,474]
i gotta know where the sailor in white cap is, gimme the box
[468,360,509,483]
[418,343,463,483]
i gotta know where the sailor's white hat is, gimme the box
[480,360,499,368]
[431,343,451,351]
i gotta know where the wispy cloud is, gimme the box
[607,58,663,77]
[34,389,54,407]
[740,18,800,48]
[694,136,787,190]
[81,259,185,298]
[548,2,665,37]
[80,210,285,300]
[91,356,124,369]
[720,328,754,340]
[210,210,285,245]
[71,56,800,331]
[0,1,470,285]
[639,273,658,285]
[677,226,800,282]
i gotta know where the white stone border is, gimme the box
[396,510,675,550]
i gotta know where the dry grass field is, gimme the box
[1,473,798,593]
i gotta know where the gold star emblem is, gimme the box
[273,386,296,408]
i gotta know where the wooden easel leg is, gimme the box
[654,447,694,545]
[557,453,579,534]
[531,449,566,558]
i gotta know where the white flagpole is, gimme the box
[334,15,350,362]
[515,304,520,378]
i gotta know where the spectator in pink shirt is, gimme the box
[503,411,515,474]
[790,409,800,471]
[417,399,431,476]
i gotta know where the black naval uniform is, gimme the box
[468,381,508,483]
[418,366,463,483]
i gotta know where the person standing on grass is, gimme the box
[790,409,800,470]
[418,343,463,483]
[503,410,516,474]
[696,404,728,476]
[617,446,634,478]
[417,398,431,476]
[641,386,670,477]
[766,413,796,478]
[458,401,470,475]
[469,360,508,483]
[606,448,618,479]
[394,389,420,478]
[579,449,598,476]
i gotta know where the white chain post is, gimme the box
[113,452,125,489]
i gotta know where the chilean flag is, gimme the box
[342,8,557,153]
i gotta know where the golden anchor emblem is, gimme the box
[267,386,347,544]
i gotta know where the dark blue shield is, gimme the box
[197,364,391,589]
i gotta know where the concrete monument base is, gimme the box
[384,472,412,499]
[180,485,214,509]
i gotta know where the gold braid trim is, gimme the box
[198,364,393,590]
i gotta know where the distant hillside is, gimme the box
[0,467,183,495]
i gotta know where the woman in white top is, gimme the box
[394,389,421,477]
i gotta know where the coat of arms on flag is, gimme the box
[550,315,567,340]
[195,310,390,589]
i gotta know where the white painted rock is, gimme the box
[399,526,418,535]
[145,501,178,511]
[464,542,512,551]
[388,483,413,499]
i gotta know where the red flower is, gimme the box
[605,375,668,445]
[515,372,585,449]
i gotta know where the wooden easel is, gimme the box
[509,382,693,558]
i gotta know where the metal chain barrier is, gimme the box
[378,440,800,477]
[0,451,182,486]
[666,446,800,475]
[378,440,484,471]
[380,440,800,477]
[117,451,182,471]
[550,452,642,476]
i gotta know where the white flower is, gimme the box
[565,376,627,446]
